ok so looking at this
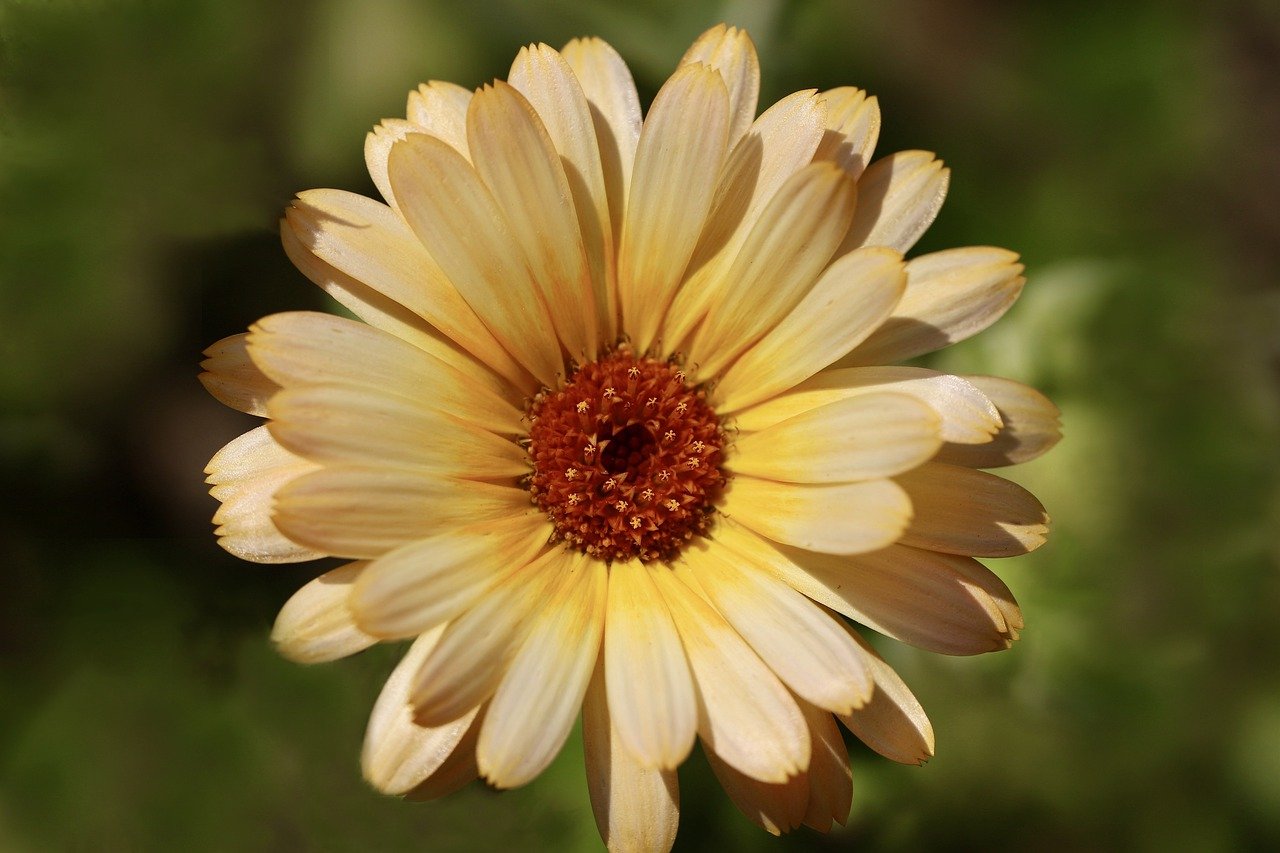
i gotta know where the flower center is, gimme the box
[526,345,725,563]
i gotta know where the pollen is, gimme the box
[526,345,726,562]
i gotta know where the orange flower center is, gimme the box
[526,346,725,562]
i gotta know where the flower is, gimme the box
[200,23,1060,851]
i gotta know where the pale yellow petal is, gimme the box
[837,625,935,765]
[479,553,606,788]
[246,311,523,436]
[282,189,529,393]
[686,541,872,714]
[897,463,1049,556]
[468,81,598,360]
[715,247,906,413]
[813,86,880,180]
[704,745,808,836]
[205,425,322,563]
[732,366,1002,447]
[560,36,642,255]
[349,511,551,640]
[604,561,698,770]
[266,384,528,478]
[403,714,482,800]
[617,63,729,353]
[409,547,573,727]
[271,561,377,663]
[841,246,1026,366]
[364,118,422,210]
[715,519,1020,655]
[509,43,618,343]
[722,475,911,556]
[839,150,949,255]
[361,626,482,795]
[405,80,473,155]
[728,392,941,484]
[652,566,808,783]
[199,333,278,417]
[687,162,856,378]
[272,465,531,559]
[662,90,827,350]
[388,132,563,388]
[799,700,853,832]
[935,375,1062,467]
[582,657,680,853]
[679,24,760,149]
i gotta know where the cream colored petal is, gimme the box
[935,375,1062,467]
[602,561,697,770]
[467,81,597,361]
[841,246,1026,366]
[652,566,808,784]
[409,546,573,727]
[799,700,853,832]
[704,745,808,836]
[362,626,482,795]
[266,384,528,479]
[731,366,1001,446]
[479,553,606,788]
[271,561,377,663]
[509,43,617,343]
[403,714,482,800]
[199,333,278,417]
[246,311,523,436]
[582,657,680,853]
[282,189,530,394]
[687,162,857,378]
[714,518,1021,655]
[679,24,760,149]
[685,541,872,714]
[617,63,729,353]
[715,247,906,413]
[839,150,949,255]
[838,625,935,765]
[813,86,880,181]
[722,475,911,556]
[728,392,941,484]
[897,463,1049,556]
[364,118,422,210]
[273,465,531,560]
[560,36,642,255]
[205,425,322,563]
[663,90,827,351]
[349,511,551,640]
[388,133,563,388]
[405,80,473,155]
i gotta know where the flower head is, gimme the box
[201,23,1060,850]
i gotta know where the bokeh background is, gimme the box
[3,0,1279,850]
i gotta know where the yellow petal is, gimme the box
[841,246,1026,365]
[935,375,1062,467]
[813,86,880,180]
[604,561,697,770]
[839,150,949,255]
[271,561,377,663]
[617,63,729,353]
[722,475,911,556]
[405,80,473,156]
[715,247,906,413]
[732,366,1001,447]
[582,657,680,853]
[388,132,563,388]
[205,425,321,563]
[478,553,606,788]
[704,744,808,836]
[837,625,935,765]
[897,463,1049,556]
[799,699,853,831]
[361,626,482,794]
[652,565,809,783]
[364,118,422,211]
[199,333,278,417]
[467,81,598,361]
[349,511,551,640]
[679,24,760,149]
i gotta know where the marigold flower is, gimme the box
[201,23,1060,851]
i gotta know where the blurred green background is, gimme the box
[2,0,1278,850]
